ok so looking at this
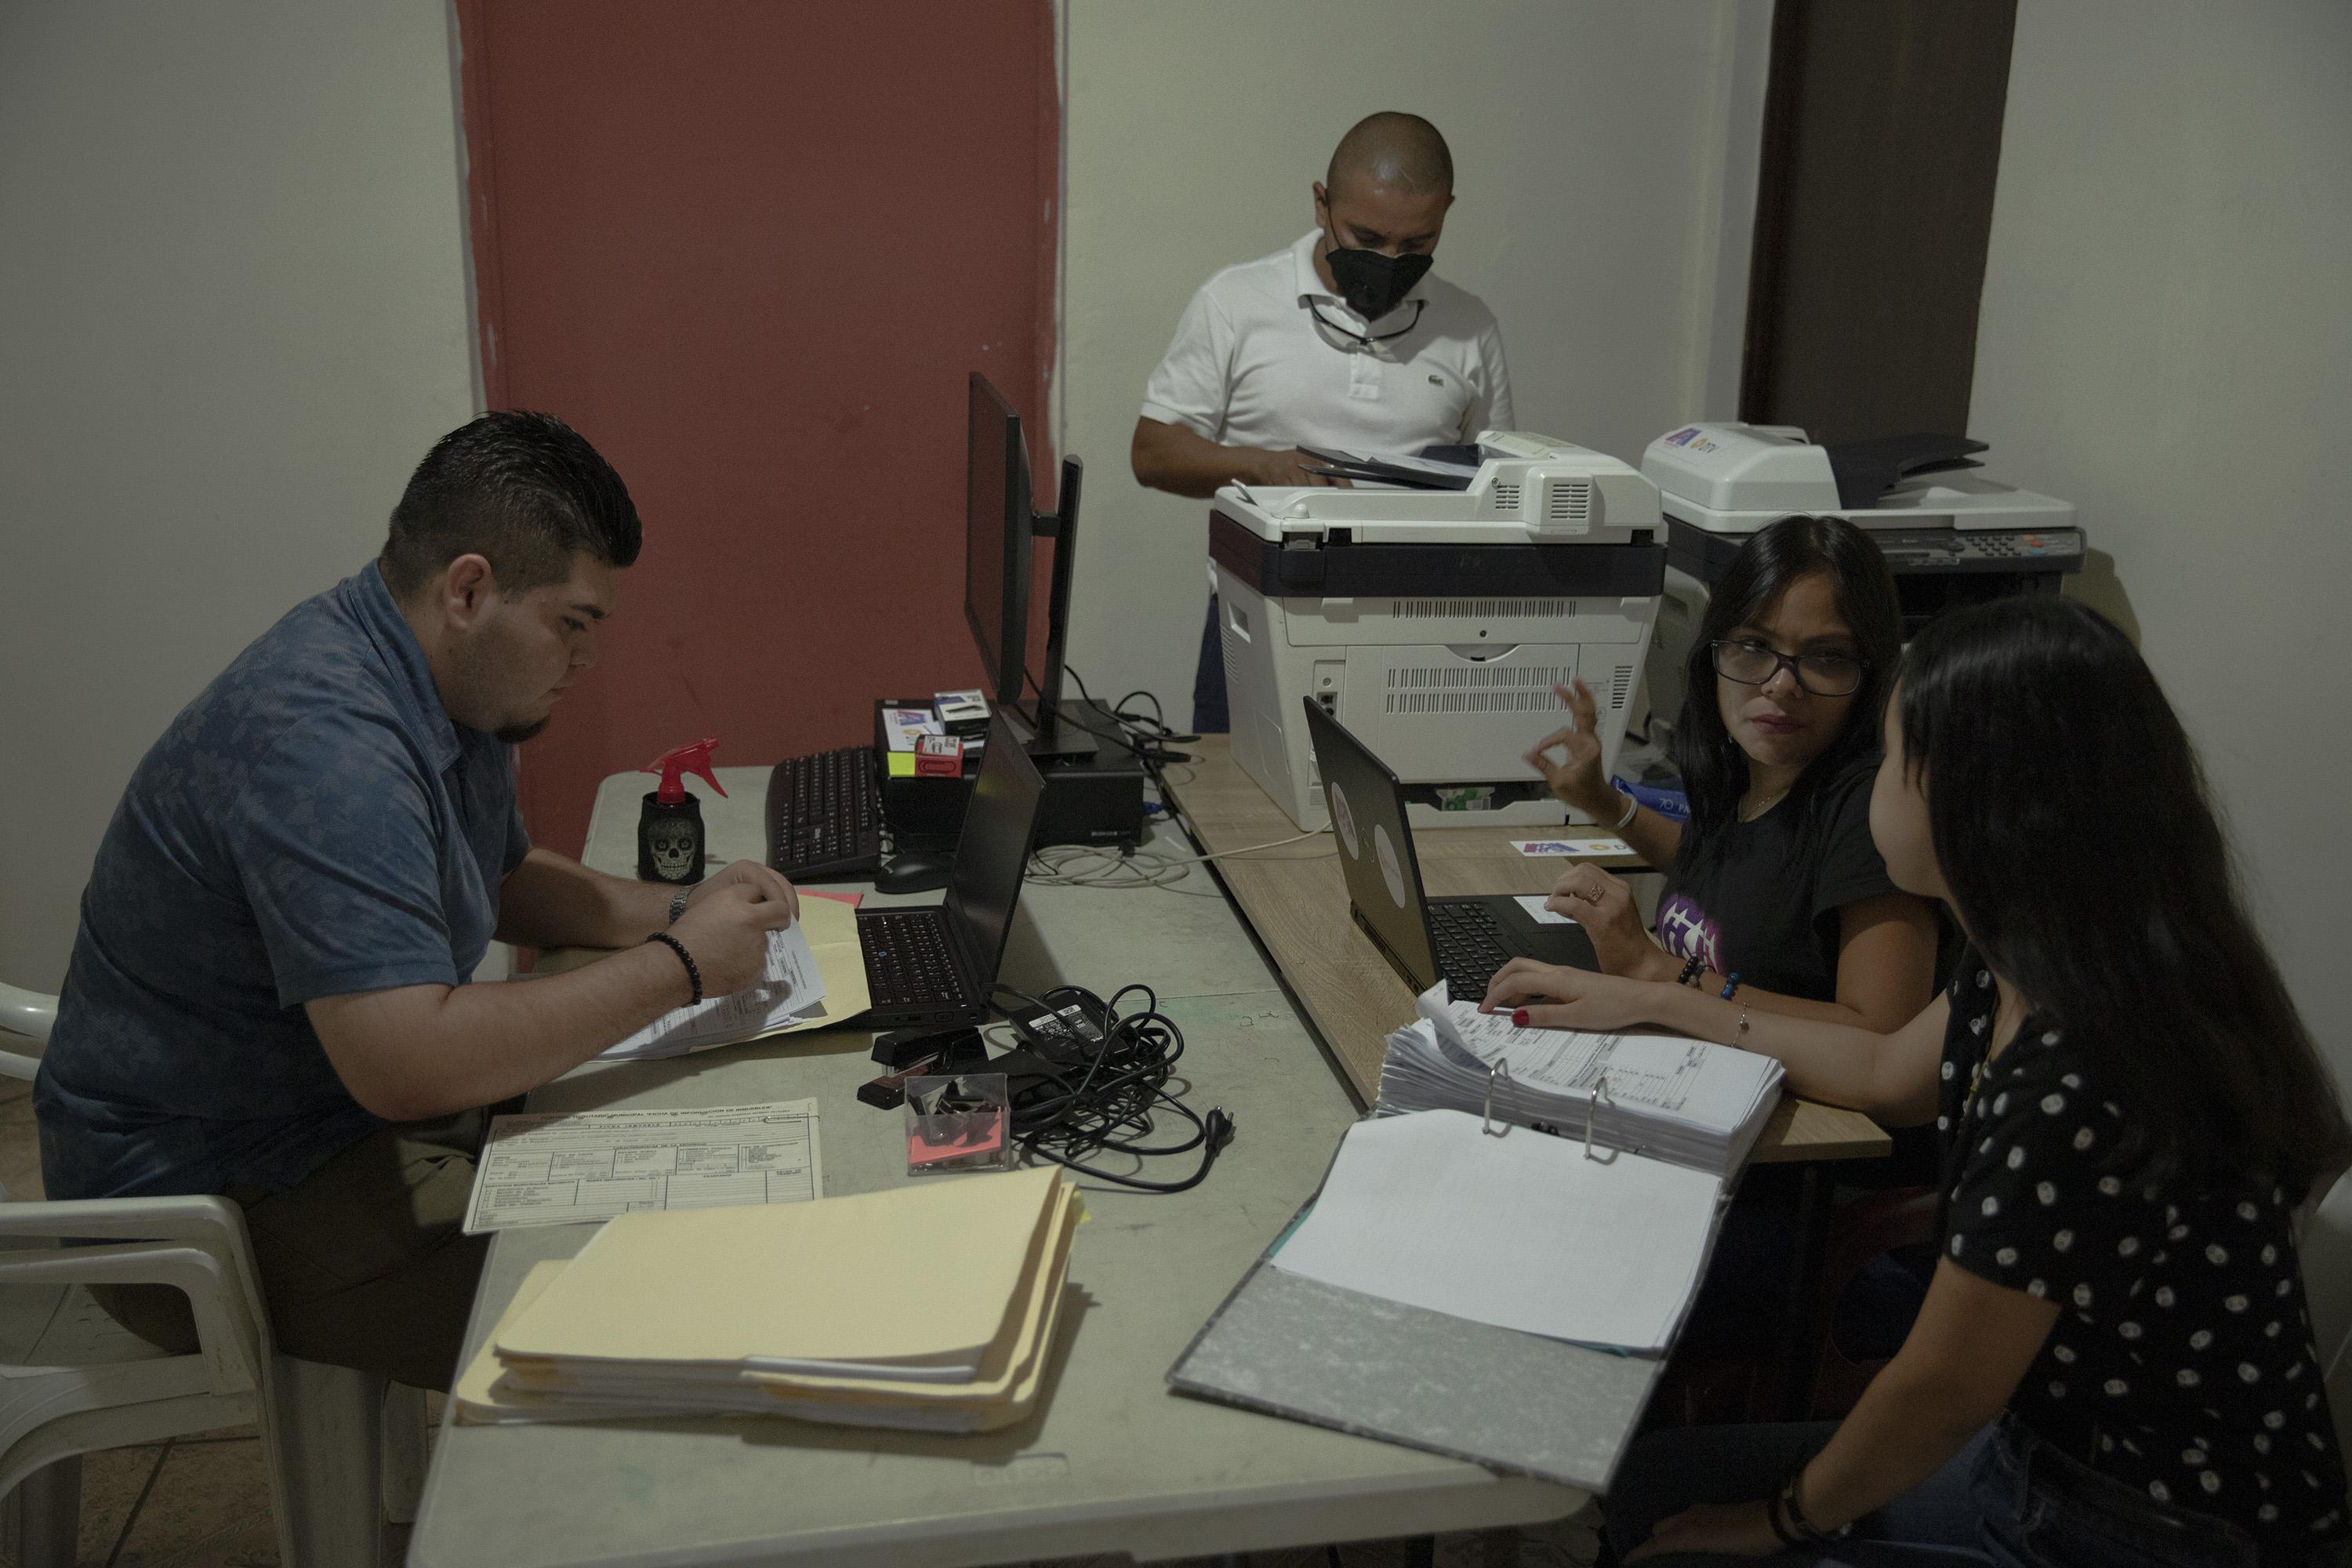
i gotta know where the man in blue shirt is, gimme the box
[36,412,800,1390]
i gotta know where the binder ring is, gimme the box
[1481,1059,1515,1137]
[1584,1073,1617,1163]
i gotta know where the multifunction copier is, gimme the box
[1209,434,1667,832]
[1635,423,2084,726]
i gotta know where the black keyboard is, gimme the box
[764,746,884,880]
[859,910,964,1010]
[1427,901,1513,999]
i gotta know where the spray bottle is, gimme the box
[637,738,728,884]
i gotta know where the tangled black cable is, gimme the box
[1054,668,1200,776]
[989,982,1234,1192]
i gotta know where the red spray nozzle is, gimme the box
[641,738,728,805]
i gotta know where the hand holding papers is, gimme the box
[599,924,823,1061]
[1374,983,1784,1175]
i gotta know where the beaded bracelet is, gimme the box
[645,931,703,1006]
[1675,955,1704,988]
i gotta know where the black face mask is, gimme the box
[1323,231,1433,321]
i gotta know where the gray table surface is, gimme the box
[406,766,1586,1566]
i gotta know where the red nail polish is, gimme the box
[1512,1009,1530,1027]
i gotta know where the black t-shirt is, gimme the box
[1654,758,1893,1003]
[1939,956,2349,1545]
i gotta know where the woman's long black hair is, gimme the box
[1898,595,2350,1197]
[1673,515,1904,859]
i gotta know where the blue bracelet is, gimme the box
[1720,972,1742,1000]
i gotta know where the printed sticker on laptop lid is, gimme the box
[1373,823,1409,909]
[1327,782,1360,860]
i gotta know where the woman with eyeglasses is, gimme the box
[1522,514,1940,1036]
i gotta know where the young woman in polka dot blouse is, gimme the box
[1486,597,2352,1565]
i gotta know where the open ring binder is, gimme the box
[1480,1060,1515,1137]
[1583,1073,1617,1163]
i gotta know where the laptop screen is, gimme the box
[944,711,1048,989]
[1301,699,1441,991]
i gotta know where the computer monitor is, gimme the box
[964,372,1032,710]
[963,373,1087,750]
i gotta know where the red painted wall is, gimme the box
[456,1,1058,858]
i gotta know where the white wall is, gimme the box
[1968,1,2352,1076]
[1054,0,1766,713]
[0,2,481,992]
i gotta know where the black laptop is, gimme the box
[854,712,1045,1029]
[1303,699,1595,1000]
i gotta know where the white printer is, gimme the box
[1635,423,2084,726]
[1210,434,1667,832]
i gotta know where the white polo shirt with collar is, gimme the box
[1141,229,1515,458]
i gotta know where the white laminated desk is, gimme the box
[405,766,1591,1567]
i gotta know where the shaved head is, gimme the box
[1325,112,1454,200]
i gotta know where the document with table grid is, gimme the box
[462,1099,823,1233]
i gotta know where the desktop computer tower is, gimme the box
[879,699,1147,855]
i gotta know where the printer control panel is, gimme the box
[1871,527,2085,572]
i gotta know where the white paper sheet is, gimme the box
[599,923,824,1061]
[1273,1109,1721,1352]
[1416,992,1760,1126]
[1513,895,1577,926]
[463,1099,822,1233]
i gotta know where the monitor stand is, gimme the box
[994,701,1100,765]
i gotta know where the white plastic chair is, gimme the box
[0,982,53,1080]
[0,982,425,1566]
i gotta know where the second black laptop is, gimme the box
[1304,699,1596,1000]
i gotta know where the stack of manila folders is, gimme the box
[454,1167,1081,1432]
[1265,982,1787,1355]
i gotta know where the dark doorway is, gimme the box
[1740,0,2018,445]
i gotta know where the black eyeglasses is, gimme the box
[1710,639,1868,697]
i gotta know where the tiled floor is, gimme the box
[0,1071,1597,1568]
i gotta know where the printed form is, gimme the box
[1421,995,1740,1122]
[463,1099,822,1233]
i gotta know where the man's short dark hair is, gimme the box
[379,411,642,599]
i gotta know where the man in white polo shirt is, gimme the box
[1131,111,1513,731]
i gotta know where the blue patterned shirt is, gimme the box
[35,563,528,1199]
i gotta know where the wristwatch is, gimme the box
[668,889,690,926]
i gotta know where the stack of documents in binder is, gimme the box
[1376,983,1784,1178]
[456,1167,1082,1432]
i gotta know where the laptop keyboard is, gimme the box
[861,910,964,1010]
[1427,902,1513,1000]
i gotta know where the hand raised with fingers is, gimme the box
[1546,863,1673,981]
[1523,680,1613,819]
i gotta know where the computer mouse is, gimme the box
[874,851,954,895]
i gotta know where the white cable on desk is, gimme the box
[1026,826,1334,891]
